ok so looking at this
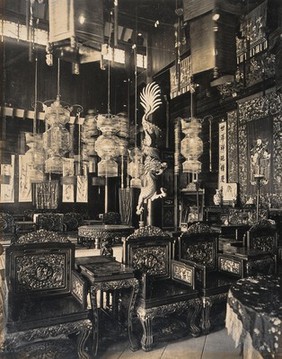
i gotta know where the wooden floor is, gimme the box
[96,328,241,359]
[0,328,241,359]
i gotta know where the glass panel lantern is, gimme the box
[181,117,203,174]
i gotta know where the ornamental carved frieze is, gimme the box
[3,319,92,351]
[238,92,282,122]
[131,247,167,275]
[18,229,69,244]
[246,53,276,87]
[136,298,200,320]
[15,253,66,291]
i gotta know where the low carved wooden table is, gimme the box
[75,256,139,357]
[78,224,135,249]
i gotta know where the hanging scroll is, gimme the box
[35,181,59,209]
[170,56,192,99]
[0,155,15,203]
[62,159,75,203]
[76,175,88,203]
[19,155,32,202]
[218,121,227,187]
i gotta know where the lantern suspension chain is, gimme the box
[57,57,61,100]
[33,50,38,135]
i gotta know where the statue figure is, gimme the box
[136,82,167,216]
[250,138,271,185]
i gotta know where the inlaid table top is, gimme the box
[226,275,282,359]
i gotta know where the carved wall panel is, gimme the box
[236,92,282,206]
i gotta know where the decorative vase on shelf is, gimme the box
[213,189,222,206]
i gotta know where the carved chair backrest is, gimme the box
[103,212,121,225]
[17,229,69,244]
[123,236,173,280]
[63,212,84,231]
[179,223,219,271]
[6,241,74,299]
[36,213,65,232]
[126,225,169,240]
[0,212,15,234]
[247,220,278,253]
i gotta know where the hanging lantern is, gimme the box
[81,110,99,171]
[181,117,203,174]
[24,133,45,183]
[25,133,45,170]
[95,114,121,177]
[43,97,71,174]
[116,112,130,138]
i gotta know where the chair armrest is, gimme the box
[178,258,208,288]
[171,260,196,289]
[71,270,88,308]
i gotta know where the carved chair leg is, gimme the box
[128,283,140,352]
[77,326,92,359]
[188,298,202,337]
[139,316,153,352]
[202,297,212,335]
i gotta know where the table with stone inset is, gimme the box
[78,224,135,249]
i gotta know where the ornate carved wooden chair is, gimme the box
[179,222,238,334]
[63,212,84,232]
[102,212,121,225]
[123,225,201,352]
[2,230,92,359]
[36,213,65,232]
[0,212,18,243]
[247,219,278,253]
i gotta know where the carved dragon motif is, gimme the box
[136,82,167,215]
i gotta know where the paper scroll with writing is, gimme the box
[76,175,88,203]
[0,155,15,203]
[62,159,75,202]
[19,155,32,202]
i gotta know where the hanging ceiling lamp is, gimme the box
[95,114,120,177]
[25,133,45,183]
[24,53,45,183]
[181,117,203,177]
[81,109,99,173]
[43,96,71,174]
[43,59,71,175]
